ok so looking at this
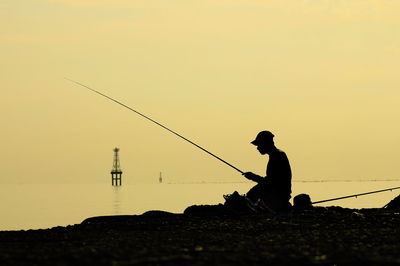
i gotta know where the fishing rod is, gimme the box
[312,186,400,205]
[65,78,244,174]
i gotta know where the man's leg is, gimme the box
[246,183,264,202]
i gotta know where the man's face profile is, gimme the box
[256,143,269,155]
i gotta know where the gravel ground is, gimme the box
[1,207,399,265]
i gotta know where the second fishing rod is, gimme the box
[66,78,244,175]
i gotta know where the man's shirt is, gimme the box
[264,149,292,201]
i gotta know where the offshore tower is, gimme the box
[111,147,123,186]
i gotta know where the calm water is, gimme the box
[0,181,399,231]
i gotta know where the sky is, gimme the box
[1,0,399,184]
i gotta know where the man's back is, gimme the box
[265,149,292,202]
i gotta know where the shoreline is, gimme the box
[1,207,400,265]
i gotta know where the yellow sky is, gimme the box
[1,0,399,184]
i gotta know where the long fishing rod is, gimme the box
[65,78,244,174]
[312,186,400,205]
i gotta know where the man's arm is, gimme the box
[242,172,264,183]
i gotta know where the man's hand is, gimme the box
[242,172,261,182]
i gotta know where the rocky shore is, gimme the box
[1,207,400,265]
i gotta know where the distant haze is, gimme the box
[1,0,399,184]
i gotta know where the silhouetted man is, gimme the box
[243,131,292,212]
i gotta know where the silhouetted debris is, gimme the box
[293,193,313,210]
[184,204,236,216]
[384,194,400,210]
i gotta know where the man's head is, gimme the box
[251,131,275,155]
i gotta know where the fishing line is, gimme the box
[65,78,244,174]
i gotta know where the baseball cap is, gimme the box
[251,131,274,145]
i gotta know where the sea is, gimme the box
[1,181,399,231]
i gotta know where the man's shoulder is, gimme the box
[276,149,286,155]
[275,149,289,159]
